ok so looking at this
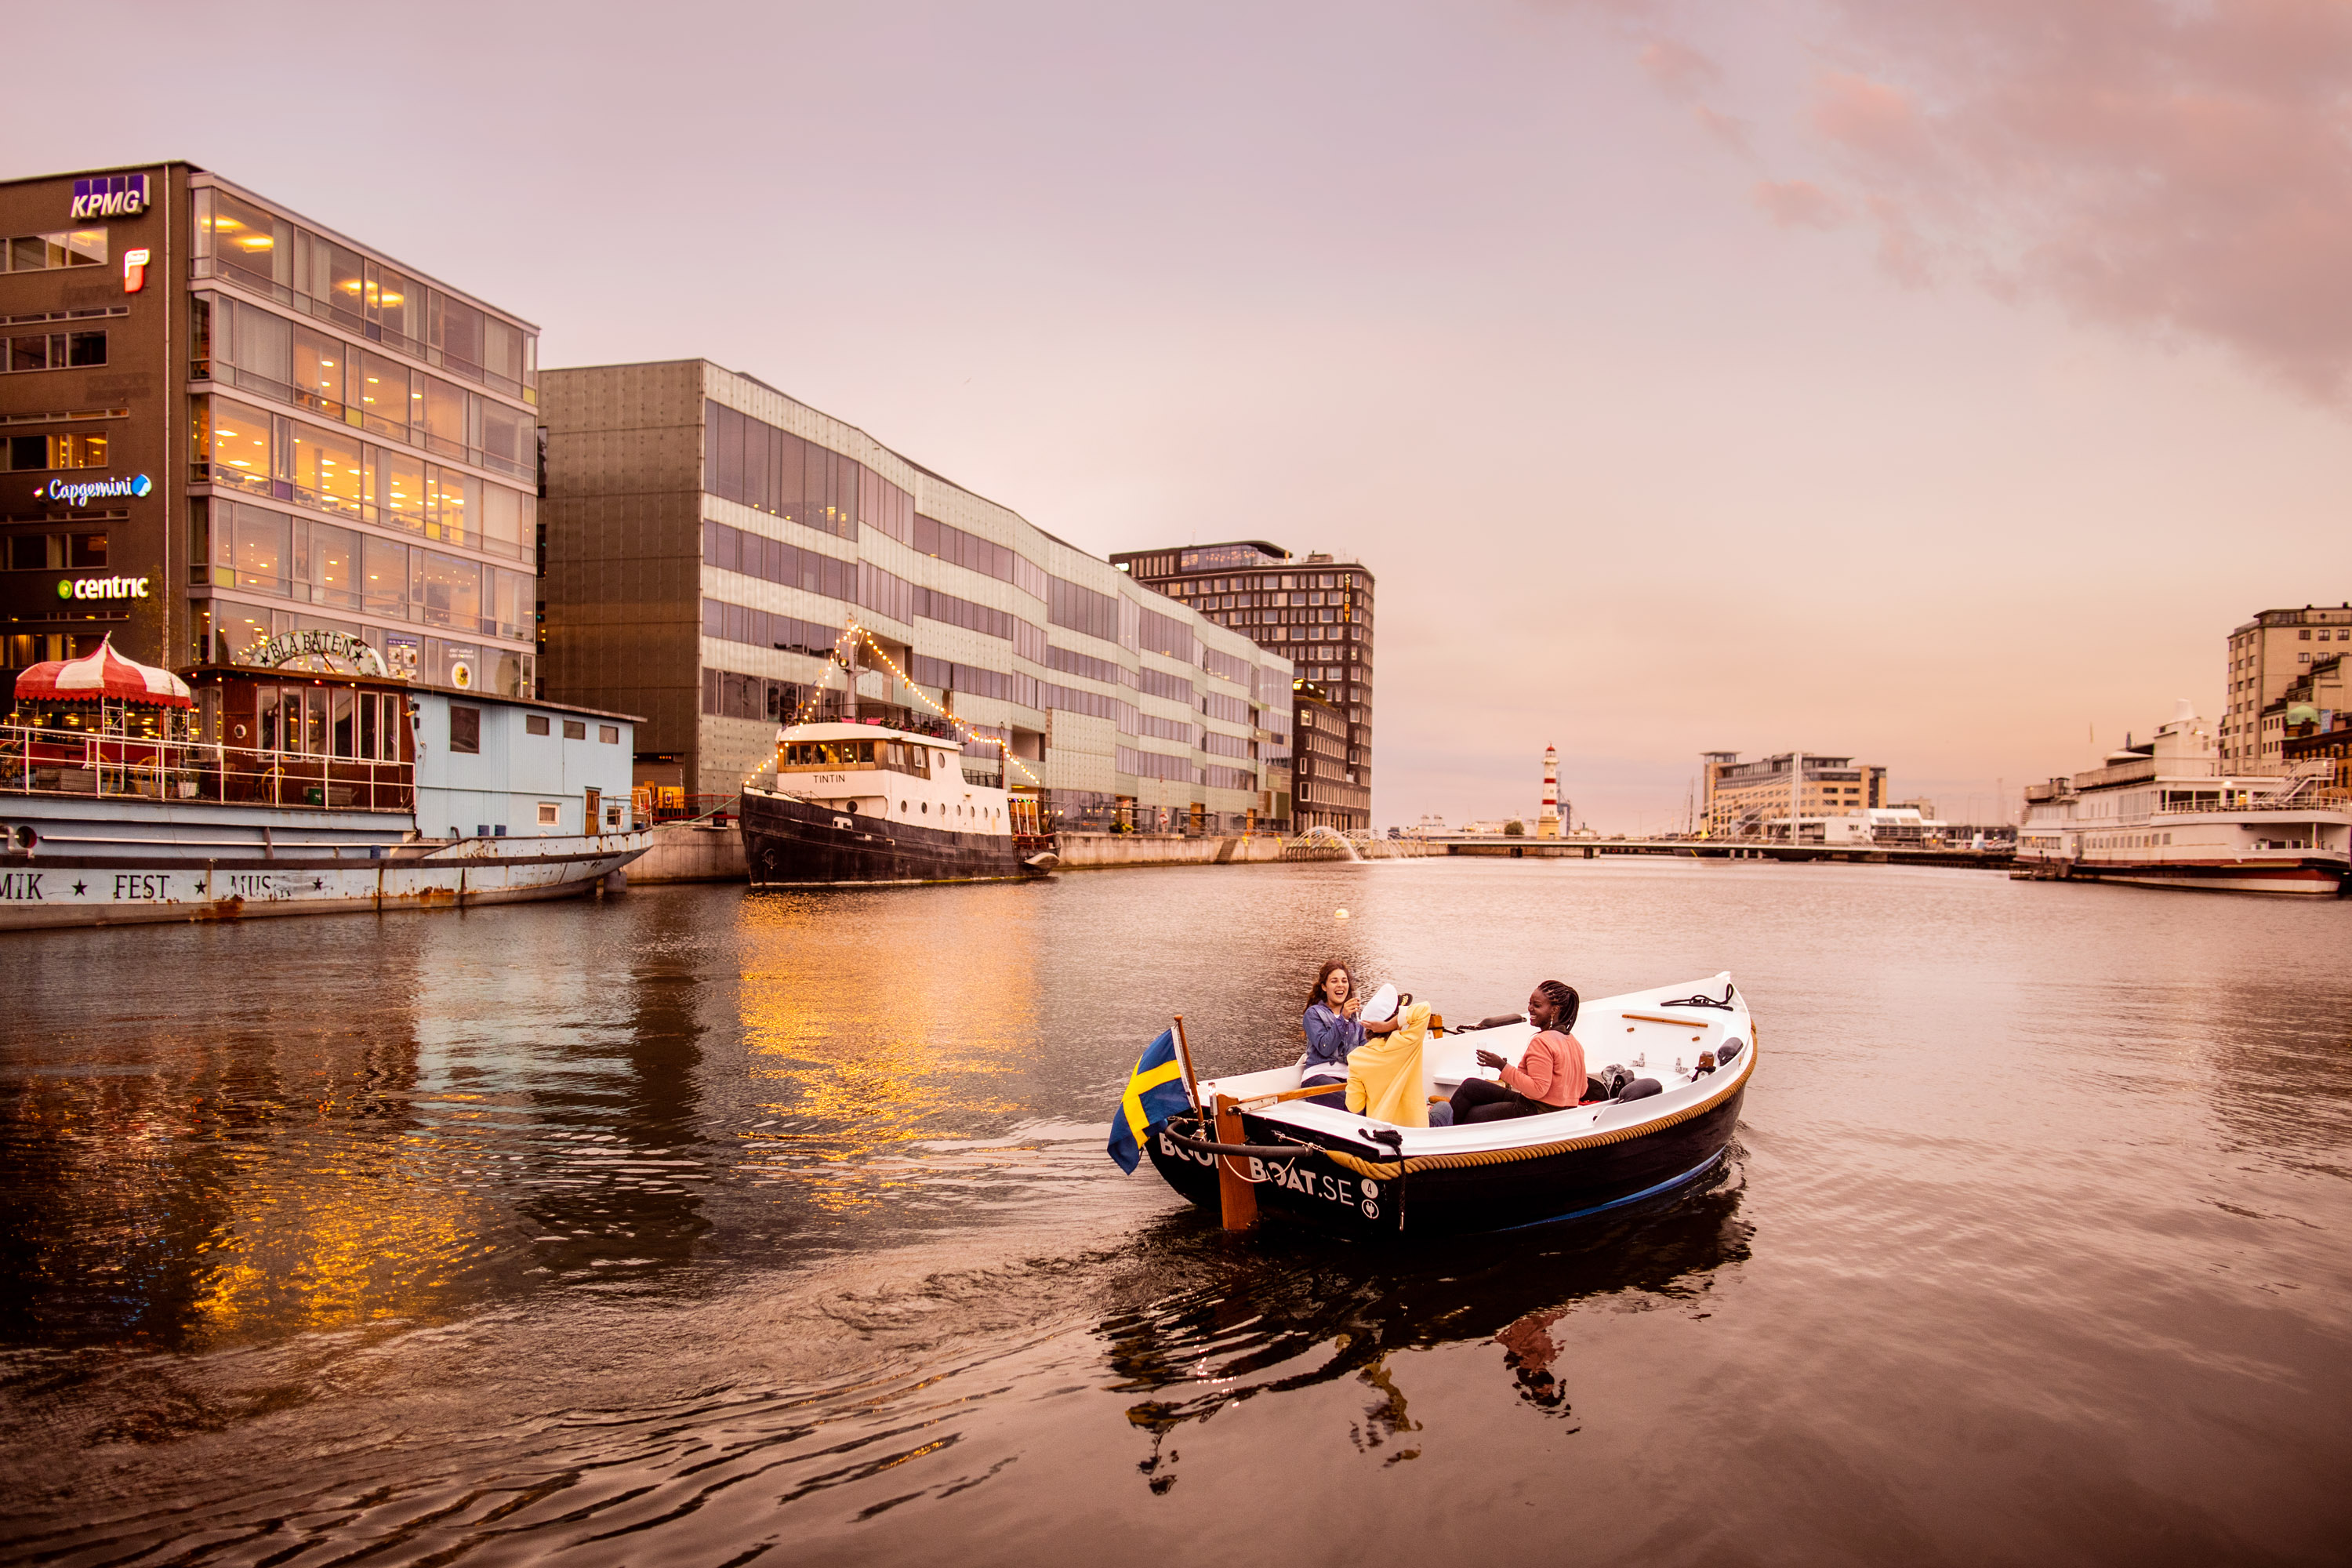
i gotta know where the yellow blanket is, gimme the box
[1345,1003,1434,1127]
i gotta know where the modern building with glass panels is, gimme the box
[1109,542,1374,832]
[538,361,1294,829]
[0,162,540,693]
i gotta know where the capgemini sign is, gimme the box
[43,475,151,506]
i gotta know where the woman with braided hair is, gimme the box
[1448,979,1597,1125]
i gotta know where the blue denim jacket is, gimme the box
[1301,1002,1365,1080]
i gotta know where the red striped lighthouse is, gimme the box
[1539,745,1561,837]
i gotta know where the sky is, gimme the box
[11,0,2350,831]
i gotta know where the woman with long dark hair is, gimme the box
[1299,959,1399,1105]
[1448,980,1592,1124]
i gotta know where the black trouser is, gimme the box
[1450,1077,1607,1124]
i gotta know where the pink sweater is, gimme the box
[1500,1029,1588,1107]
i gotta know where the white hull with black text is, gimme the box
[1145,975,1755,1239]
[2018,700,2350,895]
[741,720,1056,886]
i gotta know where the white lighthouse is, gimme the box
[1538,745,1561,837]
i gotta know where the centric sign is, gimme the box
[57,575,151,601]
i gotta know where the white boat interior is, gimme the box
[1196,973,1755,1158]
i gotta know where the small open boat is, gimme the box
[1145,973,1755,1239]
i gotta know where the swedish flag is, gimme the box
[1108,1029,1192,1173]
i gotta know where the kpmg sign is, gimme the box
[71,175,150,220]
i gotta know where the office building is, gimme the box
[538,361,1293,829]
[2269,652,2347,786]
[0,163,541,693]
[1703,750,1888,840]
[1110,542,1374,832]
[2223,604,2352,769]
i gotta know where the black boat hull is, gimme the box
[740,789,1044,885]
[1143,1078,1748,1239]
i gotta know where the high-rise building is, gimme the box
[1110,542,1374,832]
[538,362,1294,829]
[1703,751,1888,839]
[0,163,543,692]
[2222,604,2352,770]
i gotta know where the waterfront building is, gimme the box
[0,163,543,695]
[1702,751,1889,840]
[2271,653,2348,789]
[2221,603,2352,770]
[1109,542,1373,833]
[538,361,1293,830]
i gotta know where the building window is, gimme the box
[599,724,619,743]
[4,332,106,372]
[563,719,586,739]
[5,432,107,471]
[526,714,550,735]
[449,704,480,753]
[537,802,560,826]
[5,230,106,271]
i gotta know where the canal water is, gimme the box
[2,860,2347,1565]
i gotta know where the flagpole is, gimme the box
[1171,1014,1202,1114]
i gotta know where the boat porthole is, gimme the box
[13,826,31,850]
[922,802,928,813]
[900,801,907,812]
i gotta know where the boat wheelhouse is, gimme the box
[739,720,1056,886]
[0,637,648,927]
[2017,700,2350,895]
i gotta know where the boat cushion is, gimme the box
[1617,1077,1663,1102]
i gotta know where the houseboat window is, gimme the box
[526,715,550,735]
[563,720,586,740]
[306,691,328,756]
[331,690,355,757]
[359,694,378,758]
[538,803,559,826]
[449,705,480,754]
[257,688,280,751]
[599,724,619,743]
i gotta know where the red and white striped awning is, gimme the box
[13,635,193,709]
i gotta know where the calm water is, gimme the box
[2,859,2348,1565]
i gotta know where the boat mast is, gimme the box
[842,630,858,724]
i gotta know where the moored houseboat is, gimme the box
[2017,700,2350,895]
[739,719,1058,886]
[0,637,649,928]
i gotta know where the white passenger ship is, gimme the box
[0,637,649,929]
[2018,700,2350,895]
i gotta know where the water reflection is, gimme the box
[1104,1160,1752,1492]
[735,887,1044,1214]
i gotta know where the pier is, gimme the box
[1432,837,2016,869]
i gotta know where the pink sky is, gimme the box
[13,1,2348,829]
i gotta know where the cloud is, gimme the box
[1581,0,2352,405]
[1751,178,1847,229]
[1639,36,1722,100]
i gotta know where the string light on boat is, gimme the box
[742,619,1042,789]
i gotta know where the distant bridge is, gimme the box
[1424,836,2016,869]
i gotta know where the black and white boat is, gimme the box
[739,720,1058,886]
[1145,974,1755,1238]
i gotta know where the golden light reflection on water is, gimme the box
[734,888,1043,1213]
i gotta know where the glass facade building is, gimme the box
[1110,542,1374,832]
[0,162,540,693]
[539,361,1294,829]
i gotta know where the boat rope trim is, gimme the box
[1314,1029,1758,1182]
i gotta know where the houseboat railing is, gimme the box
[0,725,414,812]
